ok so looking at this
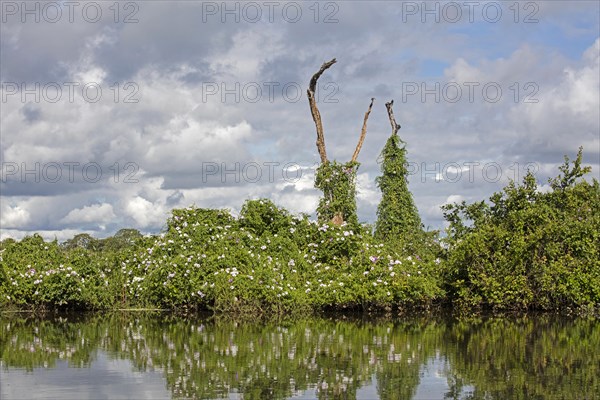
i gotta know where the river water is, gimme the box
[0,312,598,399]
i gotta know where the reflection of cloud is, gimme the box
[0,351,170,400]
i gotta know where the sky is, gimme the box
[1,0,599,241]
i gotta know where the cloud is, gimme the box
[1,1,598,240]
[124,196,168,229]
[0,204,30,229]
[61,203,116,225]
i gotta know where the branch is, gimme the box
[385,100,401,136]
[351,97,375,163]
[307,58,337,164]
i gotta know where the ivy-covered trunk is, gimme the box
[315,161,359,226]
[375,101,422,241]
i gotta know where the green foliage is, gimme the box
[314,161,359,226]
[0,235,86,308]
[60,229,144,253]
[2,150,596,315]
[239,199,292,236]
[0,204,443,313]
[442,147,600,312]
[375,133,422,242]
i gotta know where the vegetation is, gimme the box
[306,58,374,226]
[442,147,600,313]
[0,150,597,315]
[374,101,429,256]
[0,199,443,313]
[315,161,360,227]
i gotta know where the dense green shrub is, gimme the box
[1,235,87,308]
[442,148,600,312]
[239,199,293,236]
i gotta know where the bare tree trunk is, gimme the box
[307,58,336,164]
[352,98,375,162]
[385,100,401,136]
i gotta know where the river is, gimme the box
[1,312,598,399]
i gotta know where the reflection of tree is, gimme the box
[442,316,600,399]
[0,314,102,370]
[1,314,597,399]
[1,314,434,399]
[376,320,442,400]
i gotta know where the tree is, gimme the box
[62,233,99,251]
[374,101,422,241]
[306,58,374,226]
[441,147,600,311]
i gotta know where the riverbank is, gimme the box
[2,199,598,316]
[3,154,599,315]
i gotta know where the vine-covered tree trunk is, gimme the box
[375,101,422,240]
[315,161,359,226]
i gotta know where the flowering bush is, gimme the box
[0,201,443,313]
[1,152,596,315]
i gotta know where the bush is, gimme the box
[442,148,600,312]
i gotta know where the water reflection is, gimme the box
[0,313,598,399]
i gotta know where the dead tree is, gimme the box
[307,58,374,226]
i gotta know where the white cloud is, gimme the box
[61,203,116,225]
[0,204,30,229]
[124,196,168,229]
[1,2,598,240]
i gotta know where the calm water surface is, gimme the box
[0,313,598,399]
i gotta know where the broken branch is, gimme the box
[351,97,375,163]
[385,100,401,136]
